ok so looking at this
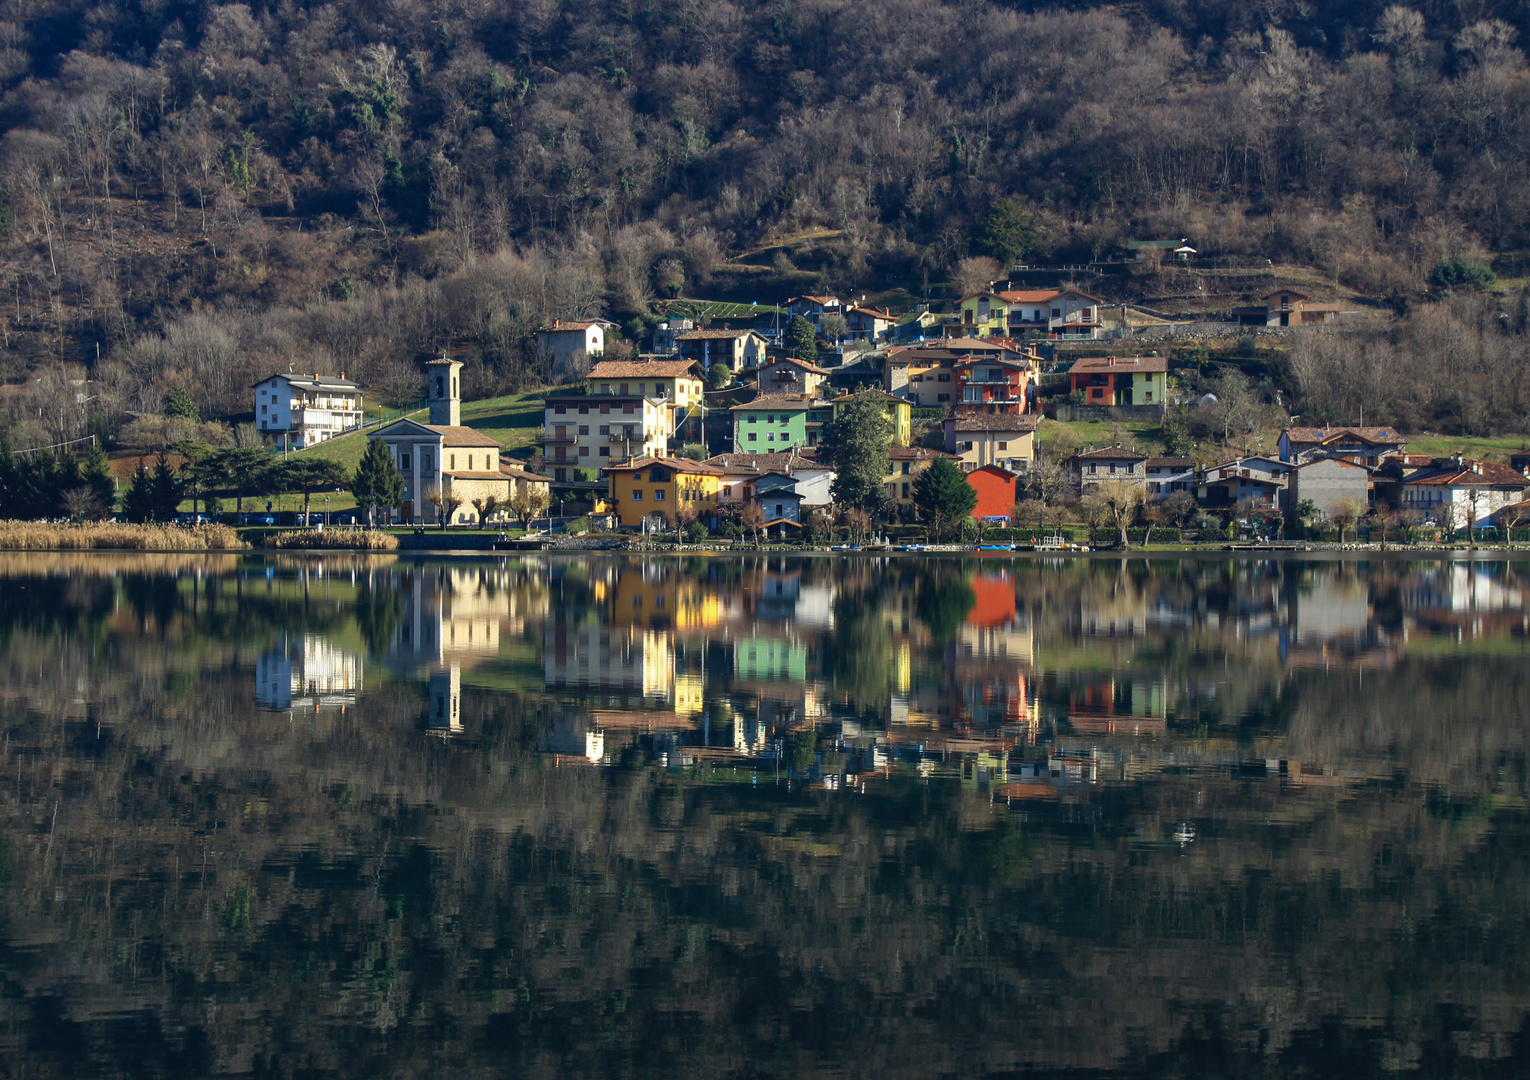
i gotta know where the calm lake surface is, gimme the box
[1,552,1529,1079]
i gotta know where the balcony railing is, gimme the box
[541,429,577,444]
[608,430,655,442]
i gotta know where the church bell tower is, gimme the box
[425,357,462,426]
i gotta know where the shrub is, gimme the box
[1430,258,1497,292]
[685,521,709,543]
[0,522,246,551]
[265,529,398,550]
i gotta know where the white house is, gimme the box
[536,320,607,369]
[1400,458,1529,529]
[705,451,835,507]
[253,372,363,448]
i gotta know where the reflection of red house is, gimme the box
[967,573,1017,628]
[968,465,1019,520]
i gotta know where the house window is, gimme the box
[620,383,629,394]
[260,404,267,414]
[748,414,758,423]
[748,433,757,442]
[1051,308,1061,317]
[1088,464,1097,474]
[555,405,567,414]
[938,374,950,382]
[579,446,589,456]
[600,425,610,435]
[780,415,790,424]
[624,403,634,414]
[768,433,775,441]
[468,455,474,470]
[901,462,911,475]
[655,490,666,501]
[599,446,609,456]
[913,375,923,382]
[649,469,665,481]
[1143,392,1153,403]
[938,394,950,402]
[578,426,589,435]
[578,404,589,414]
[724,486,733,497]
[998,442,1007,450]
[632,490,643,500]
[601,404,610,414]
[775,504,784,516]
[901,483,910,497]
[1149,482,1161,493]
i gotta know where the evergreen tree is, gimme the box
[205,448,274,513]
[120,462,156,523]
[912,456,977,540]
[82,444,116,517]
[149,455,185,521]
[975,198,1039,267]
[351,439,404,526]
[163,386,200,421]
[819,391,892,513]
[784,315,818,363]
[270,458,350,523]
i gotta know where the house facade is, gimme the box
[1198,456,1293,510]
[732,396,813,453]
[587,358,703,407]
[944,416,1038,473]
[956,289,1102,338]
[954,358,1034,415]
[674,329,768,372]
[829,390,912,448]
[1398,458,1529,530]
[254,372,363,448]
[785,295,841,327]
[544,392,673,480]
[537,320,606,368]
[603,457,723,529]
[1286,458,1370,521]
[1067,355,1168,410]
[1068,447,1148,493]
[706,451,834,507]
[1278,426,1406,466]
[967,465,1019,521]
[756,357,830,397]
[1144,457,1196,498]
[845,306,896,341]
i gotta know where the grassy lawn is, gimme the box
[1040,420,1167,457]
[177,390,552,514]
[1404,432,1530,461]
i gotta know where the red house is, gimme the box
[954,358,1035,415]
[967,464,1019,521]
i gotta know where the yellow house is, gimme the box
[831,390,912,448]
[588,358,705,408]
[603,457,724,528]
[956,291,1014,336]
[883,447,961,517]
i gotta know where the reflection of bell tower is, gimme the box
[426,357,462,427]
[427,665,461,734]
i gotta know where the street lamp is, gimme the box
[324,495,330,527]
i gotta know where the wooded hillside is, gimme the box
[3,0,1530,445]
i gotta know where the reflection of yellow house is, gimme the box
[612,573,722,631]
[603,457,724,529]
[673,672,706,715]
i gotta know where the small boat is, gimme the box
[978,543,1013,551]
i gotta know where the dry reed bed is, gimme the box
[0,522,247,551]
[264,529,399,550]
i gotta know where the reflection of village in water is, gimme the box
[253,556,1530,799]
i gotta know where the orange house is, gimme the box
[967,464,1019,521]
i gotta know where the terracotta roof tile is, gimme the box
[1067,355,1168,374]
[588,359,701,379]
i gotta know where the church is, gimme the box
[370,358,548,525]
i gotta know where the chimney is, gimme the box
[1106,356,1117,366]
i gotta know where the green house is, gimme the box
[731,396,812,453]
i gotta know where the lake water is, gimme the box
[1,552,1528,1078]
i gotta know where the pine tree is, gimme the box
[163,386,200,422]
[784,315,818,363]
[149,455,185,521]
[351,439,404,526]
[912,456,977,541]
[120,462,155,523]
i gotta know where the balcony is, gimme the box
[541,429,577,444]
[608,430,656,443]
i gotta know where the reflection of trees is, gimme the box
[355,580,404,657]
[915,570,975,642]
